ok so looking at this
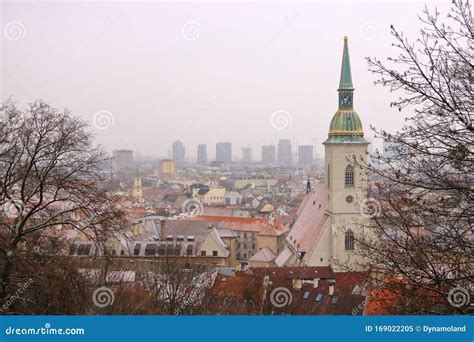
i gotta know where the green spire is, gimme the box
[324,36,367,145]
[338,36,353,91]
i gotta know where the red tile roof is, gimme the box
[285,182,328,261]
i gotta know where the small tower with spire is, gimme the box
[132,169,143,202]
[306,176,311,194]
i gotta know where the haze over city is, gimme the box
[2,1,450,160]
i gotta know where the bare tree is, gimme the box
[0,99,124,312]
[354,0,473,314]
[146,258,212,315]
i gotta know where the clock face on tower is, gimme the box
[340,93,352,107]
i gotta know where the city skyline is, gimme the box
[1,1,445,158]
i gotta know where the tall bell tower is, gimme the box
[323,36,369,267]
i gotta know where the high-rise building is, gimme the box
[261,145,276,165]
[216,142,232,163]
[172,140,185,167]
[112,149,134,173]
[159,159,177,179]
[298,145,314,168]
[277,139,292,167]
[197,144,208,165]
[242,147,253,163]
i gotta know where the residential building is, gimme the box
[159,159,177,180]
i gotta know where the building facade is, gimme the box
[261,145,276,165]
[197,144,208,165]
[216,142,232,163]
[112,149,134,173]
[298,145,314,168]
[172,140,186,167]
[277,139,292,167]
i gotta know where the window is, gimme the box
[303,292,310,300]
[144,244,156,256]
[345,230,355,251]
[111,249,116,256]
[345,165,354,187]
[237,253,241,259]
[133,244,141,256]
[331,296,339,305]
[187,245,193,256]
[212,251,218,256]
[69,244,77,256]
[201,250,206,256]
[120,250,125,256]
[327,164,330,187]
[315,293,323,302]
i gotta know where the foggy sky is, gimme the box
[1,1,449,161]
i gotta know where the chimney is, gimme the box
[313,278,319,288]
[160,220,166,240]
[328,280,335,296]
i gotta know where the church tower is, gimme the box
[323,36,369,267]
[132,172,143,202]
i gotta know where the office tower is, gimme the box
[197,144,208,165]
[172,140,185,167]
[298,145,314,167]
[261,145,276,165]
[216,142,232,163]
[277,139,292,167]
[112,149,134,173]
[242,147,253,163]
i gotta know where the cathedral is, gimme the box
[275,36,369,270]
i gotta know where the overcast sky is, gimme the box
[1,0,449,161]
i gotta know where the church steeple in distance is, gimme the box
[324,36,366,144]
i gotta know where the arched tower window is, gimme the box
[345,165,354,187]
[345,230,354,251]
